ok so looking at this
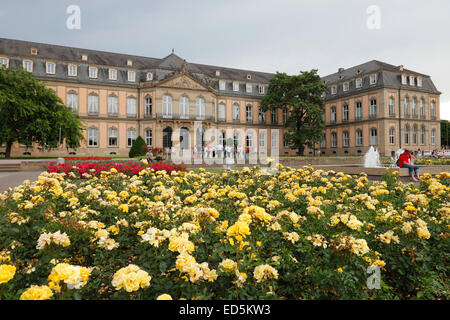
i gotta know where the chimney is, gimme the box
[338,68,345,73]
[398,65,404,71]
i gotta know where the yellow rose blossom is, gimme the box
[20,285,53,300]
[0,264,16,284]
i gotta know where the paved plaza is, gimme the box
[0,171,43,193]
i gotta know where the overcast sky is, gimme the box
[1,0,449,119]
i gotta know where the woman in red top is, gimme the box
[398,149,420,181]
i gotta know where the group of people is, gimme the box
[192,144,256,160]
[145,150,165,163]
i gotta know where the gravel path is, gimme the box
[0,171,43,193]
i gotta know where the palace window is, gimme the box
[89,66,98,78]
[321,134,326,148]
[108,96,118,116]
[283,108,288,124]
[271,131,279,149]
[23,60,33,72]
[145,97,152,116]
[66,93,78,113]
[219,80,226,91]
[369,74,377,85]
[356,130,363,146]
[401,74,407,85]
[331,85,337,95]
[431,129,436,145]
[370,128,378,145]
[68,64,77,77]
[355,101,362,120]
[46,62,56,74]
[128,71,136,82]
[127,97,137,117]
[417,77,423,87]
[355,78,362,88]
[369,99,377,118]
[389,97,395,116]
[420,126,425,145]
[283,134,289,148]
[409,76,415,86]
[259,131,266,148]
[331,132,337,147]
[88,128,98,147]
[109,68,117,80]
[246,83,252,93]
[127,129,136,147]
[412,98,417,116]
[331,106,336,123]
[404,125,410,144]
[232,104,240,121]
[258,85,265,94]
[342,104,349,121]
[420,99,425,117]
[88,94,99,115]
[430,101,436,118]
[343,131,349,147]
[412,125,418,144]
[258,107,265,123]
[180,96,189,118]
[271,108,278,124]
[196,97,205,119]
[162,95,173,117]
[108,128,118,147]
[218,103,226,121]
[343,82,349,92]
[233,81,239,92]
[145,129,152,147]
[146,72,153,81]
[246,105,253,123]
[389,128,395,145]
[404,97,409,116]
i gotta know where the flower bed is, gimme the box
[64,157,112,161]
[0,166,449,300]
[46,161,187,178]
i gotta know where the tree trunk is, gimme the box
[298,145,305,156]
[5,141,12,158]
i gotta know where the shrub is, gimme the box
[129,136,148,158]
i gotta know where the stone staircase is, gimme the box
[0,163,21,172]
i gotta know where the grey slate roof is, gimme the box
[321,60,440,100]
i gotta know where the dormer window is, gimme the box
[46,62,56,74]
[109,68,117,80]
[409,76,415,86]
[30,48,38,56]
[417,76,423,87]
[68,64,77,77]
[401,74,407,85]
[246,83,252,93]
[89,66,98,79]
[128,70,136,82]
[355,78,362,88]
[146,72,153,81]
[215,70,220,77]
[343,82,349,92]
[247,74,252,80]
[219,80,226,90]
[369,74,377,85]
[23,59,33,72]
[258,85,265,94]
[233,81,239,92]
[331,85,337,95]
[127,59,133,66]
[81,54,88,61]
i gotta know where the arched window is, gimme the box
[88,94,99,115]
[412,125,418,144]
[246,105,253,122]
[420,126,425,145]
[356,130,363,146]
[370,128,377,145]
[66,92,78,113]
[196,97,205,119]
[232,104,240,121]
[108,95,118,116]
[180,127,189,150]
[145,96,152,117]
[163,127,173,148]
[218,103,226,121]
[88,127,98,147]
[108,128,118,147]
[246,133,253,148]
[404,125,410,144]
[163,95,172,117]
[430,101,436,118]
[145,129,152,147]
[180,96,189,119]
[127,129,136,147]
[127,97,137,117]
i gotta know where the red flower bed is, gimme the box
[47,161,187,178]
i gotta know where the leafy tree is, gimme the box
[260,70,327,155]
[0,66,84,158]
[129,136,148,158]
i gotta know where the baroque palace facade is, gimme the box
[0,38,442,158]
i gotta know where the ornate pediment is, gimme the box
[160,74,210,91]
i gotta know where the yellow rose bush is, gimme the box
[0,166,448,299]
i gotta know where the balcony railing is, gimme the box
[155,113,215,121]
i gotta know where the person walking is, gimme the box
[398,149,420,181]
